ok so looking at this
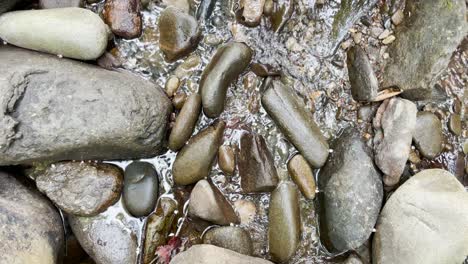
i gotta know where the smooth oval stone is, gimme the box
[40,0,83,8]
[173,92,187,110]
[346,46,378,102]
[0,172,64,264]
[200,42,253,117]
[236,0,265,27]
[169,94,202,151]
[0,8,109,60]
[449,114,462,136]
[188,179,239,225]
[238,132,279,193]
[287,154,316,199]
[412,112,443,159]
[171,244,274,264]
[103,0,142,39]
[268,181,301,263]
[123,161,159,217]
[196,0,217,20]
[35,162,123,216]
[373,169,468,264]
[173,121,225,185]
[203,226,253,255]
[218,145,236,175]
[262,80,329,168]
[159,6,201,62]
[318,128,383,254]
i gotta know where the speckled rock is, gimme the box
[188,179,239,225]
[203,226,253,255]
[346,46,378,102]
[318,128,383,254]
[381,0,467,100]
[412,112,443,159]
[373,169,468,264]
[0,46,171,165]
[123,161,159,217]
[373,97,417,186]
[159,6,201,61]
[268,181,301,263]
[170,244,273,264]
[103,0,142,39]
[0,8,109,60]
[0,172,64,264]
[287,154,316,199]
[35,162,123,216]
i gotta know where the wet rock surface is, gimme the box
[237,0,265,27]
[373,97,417,186]
[200,42,253,117]
[381,0,466,100]
[159,6,201,62]
[188,179,239,225]
[268,181,301,263]
[262,80,329,168]
[170,244,274,264]
[0,172,64,264]
[318,128,383,253]
[196,0,217,21]
[0,8,109,60]
[0,46,171,165]
[36,162,123,216]
[172,121,225,185]
[123,161,159,217]
[103,0,142,39]
[40,0,82,8]
[218,145,236,175]
[238,132,279,193]
[412,112,443,159]
[203,226,253,255]
[373,169,468,264]
[168,93,202,151]
[346,46,378,101]
[287,154,316,199]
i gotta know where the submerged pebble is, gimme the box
[168,94,202,151]
[218,145,236,175]
[287,154,316,199]
[203,226,254,255]
[123,161,159,217]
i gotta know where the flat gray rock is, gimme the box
[0,46,171,165]
[373,169,468,264]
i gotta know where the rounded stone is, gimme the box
[218,145,236,175]
[203,226,253,255]
[287,154,316,199]
[123,161,159,217]
[412,112,443,159]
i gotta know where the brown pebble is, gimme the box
[103,0,142,39]
[287,154,316,199]
[218,145,236,175]
[165,76,180,97]
[449,114,462,135]
[173,92,187,110]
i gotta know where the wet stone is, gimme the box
[168,93,202,151]
[237,0,265,27]
[161,0,190,13]
[196,0,217,21]
[412,112,443,159]
[35,162,123,216]
[103,0,142,39]
[40,0,83,8]
[449,114,462,136]
[188,179,239,225]
[159,6,201,62]
[173,92,187,109]
[346,46,378,102]
[238,132,279,193]
[218,145,236,175]
[287,154,316,199]
[123,161,159,217]
[171,245,273,264]
[203,226,254,255]
[269,0,294,32]
[165,75,180,97]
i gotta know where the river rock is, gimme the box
[103,0,142,39]
[188,179,239,225]
[159,6,201,61]
[237,0,265,27]
[412,112,443,159]
[203,226,253,255]
[262,80,329,168]
[170,244,274,264]
[373,97,417,186]
[196,0,217,20]
[0,46,171,165]
[162,0,190,13]
[123,161,159,217]
[218,145,236,175]
[169,93,202,151]
[172,121,225,186]
[373,169,468,264]
[318,128,383,253]
[346,46,378,101]
[0,0,22,14]
[268,181,301,263]
[238,132,279,193]
[269,0,294,32]
[35,162,123,216]
[381,0,467,100]
[287,154,316,199]
[40,0,83,8]
[173,92,187,109]
[0,8,109,60]
[69,207,138,264]
[143,197,178,264]
[449,114,462,136]
[200,42,253,117]
[0,172,64,264]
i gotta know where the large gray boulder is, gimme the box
[170,244,274,264]
[0,172,64,264]
[381,0,467,100]
[0,46,172,165]
[373,169,468,264]
[318,128,383,254]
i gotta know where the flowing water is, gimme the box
[80,0,467,263]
